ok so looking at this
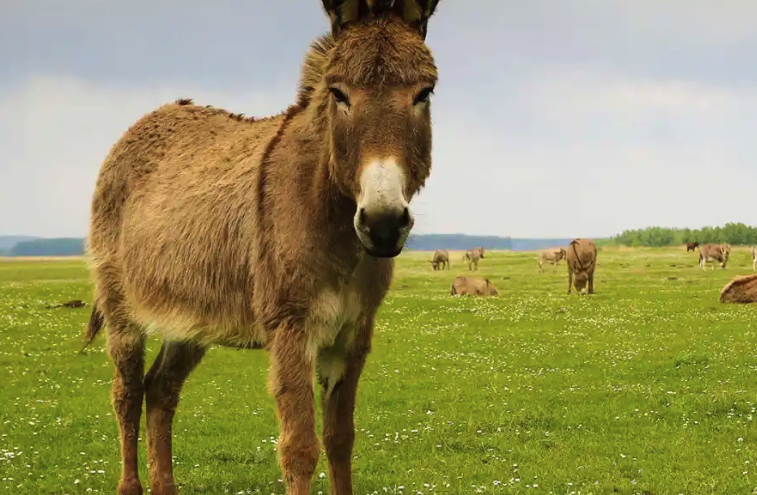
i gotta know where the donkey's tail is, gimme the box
[79,301,105,354]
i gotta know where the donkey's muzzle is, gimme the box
[355,206,414,258]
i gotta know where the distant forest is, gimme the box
[610,223,757,247]
[3,223,754,257]
[1,237,86,257]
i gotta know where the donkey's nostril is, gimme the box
[400,207,411,227]
[359,207,367,224]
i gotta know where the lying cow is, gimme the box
[720,273,757,303]
[566,238,597,295]
[698,243,730,270]
[429,249,450,270]
[450,276,499,296]
[538,248,567,273]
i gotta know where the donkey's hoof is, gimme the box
[151,482,179,495]
[117,480,143,495]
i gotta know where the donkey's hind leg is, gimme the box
[106,323,146,495]
[144,340,206,495]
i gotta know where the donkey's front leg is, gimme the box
[269,327,320,495]
[319,324,372,495]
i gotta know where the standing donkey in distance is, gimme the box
[82,1,443,494]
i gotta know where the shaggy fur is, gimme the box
[450,276,499,296]
[429,249,449,270]
[566,238,597,295]
[720,273,757,303]
[83,2,442,494]
[538,248,567,273]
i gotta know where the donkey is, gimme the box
[699,243,730,270]
[82,2,443,494]
[685,241,699,252]
[566,238,597,295]
[429,249,449,270]
[537,247,567,273]
[463,246,485,270]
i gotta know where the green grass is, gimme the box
[1,247,756,495]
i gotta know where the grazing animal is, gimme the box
[698,243,730,270]
[537,248,567,273]
[429,249,449,270]
[720,273,757,303]
[81,2,443,494]
[566,238,597,295]
[463,246,485,270]
[752,246,756,271]
[685,241,699,252]
[449,276,499,296]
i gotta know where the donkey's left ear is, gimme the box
[393,0,441,40]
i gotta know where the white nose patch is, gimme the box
[357,159,408,214]
[353,158,414,251]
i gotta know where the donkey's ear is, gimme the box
[321,0,359,36]
[394,0,441,40]
[322,0,441,39]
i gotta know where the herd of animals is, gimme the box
[67,1,757,493]
[433,241,757,298]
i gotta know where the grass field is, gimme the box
[1,247,756,495]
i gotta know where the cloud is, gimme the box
[1,1,757,239]
[411,70,757,238]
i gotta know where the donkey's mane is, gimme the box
[296,34,335,108]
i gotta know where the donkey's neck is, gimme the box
[267,108,363,268]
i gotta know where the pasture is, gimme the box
[0,247,755,495]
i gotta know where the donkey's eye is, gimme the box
[328,87,350,106]
[413,87,435,105]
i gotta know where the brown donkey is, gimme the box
[82,2,443,494]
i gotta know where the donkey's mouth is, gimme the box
[364,245,404,259]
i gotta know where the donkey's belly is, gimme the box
[122,256,262,347]
[128,297,266,348]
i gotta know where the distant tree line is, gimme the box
[5,238,86,256]
[3,225,753,256]
[406,234,513,251]
[611,223,757,247]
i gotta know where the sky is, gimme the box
[1,0,756,239]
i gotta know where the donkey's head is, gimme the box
[316,0,441,258]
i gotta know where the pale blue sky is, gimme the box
[1,0,756,238]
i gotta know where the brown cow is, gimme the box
[720,273,757,303]
[566,238,597,295]
[463,246,485,270]
[698,243,730,270]
[685,241,699,252]
[450,276,499,296]
[752,246,756,272]
[80,2,444,494]
[538,248,567,273]
[429,249,450,270]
